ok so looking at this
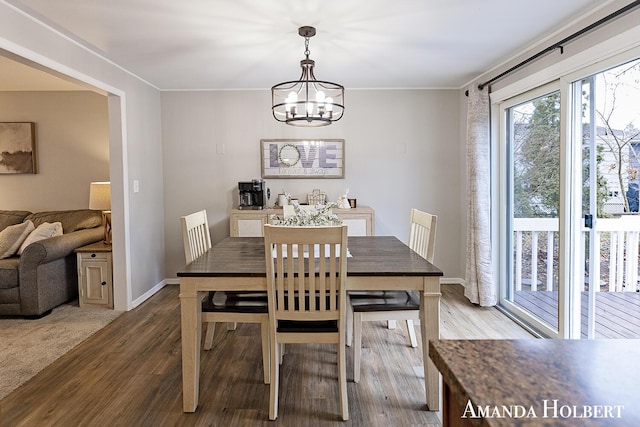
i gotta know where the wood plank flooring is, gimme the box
[0,284,532,427]
[514,290,640,338]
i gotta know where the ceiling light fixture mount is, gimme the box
[272,26,344,127]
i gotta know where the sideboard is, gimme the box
[229,206,375,237]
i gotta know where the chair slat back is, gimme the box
[408,209,437,263]
[180,210,212,264]
[264,225,348,322]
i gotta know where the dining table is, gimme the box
[177,235,444,413]
[429,339,640,426]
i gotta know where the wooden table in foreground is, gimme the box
[178,236,443,413]
[429,339,640,426]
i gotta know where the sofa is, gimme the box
[0,209,104,317]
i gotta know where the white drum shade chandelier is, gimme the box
[271,26,344,127]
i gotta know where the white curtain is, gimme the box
[464,85,497,306]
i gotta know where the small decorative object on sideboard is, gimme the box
[307,189,326,205]
[277,193,288,207]
[337,188,351,209]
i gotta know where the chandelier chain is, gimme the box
[304,37,310,59]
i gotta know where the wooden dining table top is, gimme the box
[177,235,444,278]
[429,339,640,426]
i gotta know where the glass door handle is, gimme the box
[584,214,593,229]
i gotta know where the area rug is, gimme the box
[0,301,122,399]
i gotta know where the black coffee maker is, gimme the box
[238,179,269,209]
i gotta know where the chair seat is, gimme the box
[277,320,338,333]
[202,291,268,313]
[349,290,419,312]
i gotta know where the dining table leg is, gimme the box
[421,276,441,411]
[180,280,202,412]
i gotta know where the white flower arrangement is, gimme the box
[270,201,342,226]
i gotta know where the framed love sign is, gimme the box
[260,139,344,179]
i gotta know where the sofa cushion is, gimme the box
[0,257,20,289]
[17,221,64,255]
[0,221,35,259]
[25,210,102,233]
[0,210,32,232]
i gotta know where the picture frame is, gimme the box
[260,139,344,179]
[0,122,37,174]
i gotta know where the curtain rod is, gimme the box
[465,0,640,96]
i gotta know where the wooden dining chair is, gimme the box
[347,208,437,383]
[263,224,349,421]
[181,210,270,383]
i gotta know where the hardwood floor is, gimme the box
[0,284,532,426]
[515,290,640,338]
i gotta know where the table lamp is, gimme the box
[89,181,111,244]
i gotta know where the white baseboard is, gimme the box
[441,277,465,286]
[131,279,169,309]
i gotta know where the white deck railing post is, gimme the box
[610,232,619,291]
[546,231,554,291]
[515,231,523,291]
[531,231,538,291]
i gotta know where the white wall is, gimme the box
[0,1,164,308]
[0,91,109,211]
[162,89,463,281]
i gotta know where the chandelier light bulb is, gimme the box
[325,97,334,112]
[285,91,298,114]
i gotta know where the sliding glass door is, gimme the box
[573,58,640,339]
[500,84,561,337]
[498,53,640,339]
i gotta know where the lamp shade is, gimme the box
[89,182,111,211]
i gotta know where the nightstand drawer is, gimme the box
[80,251,109,261]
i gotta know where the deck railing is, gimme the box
[512,216,640,293]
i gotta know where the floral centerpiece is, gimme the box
[270,201,342,226]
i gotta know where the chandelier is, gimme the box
[272,26,344,127]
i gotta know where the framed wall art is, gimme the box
[260,139,344,179]
[0,122,36,174]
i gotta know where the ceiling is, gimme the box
[2,0,612,91]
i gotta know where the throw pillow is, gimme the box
[0,221,35,259]
[17,221,64,255]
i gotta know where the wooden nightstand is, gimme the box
[75,242,113,309]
